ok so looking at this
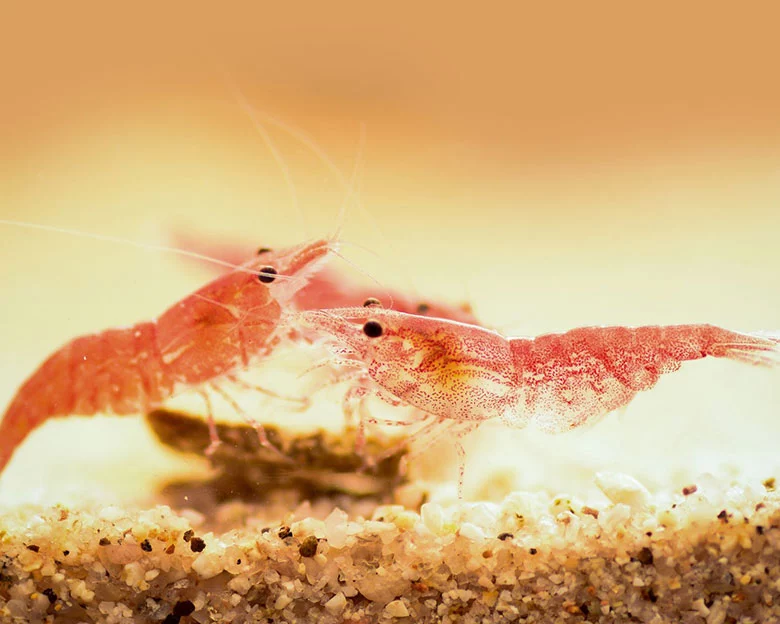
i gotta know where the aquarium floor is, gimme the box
[1,483,779,624]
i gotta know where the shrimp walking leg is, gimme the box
[451,422,482,497]
[340,373,426,457]
[370,415,478,495]
[342,385,369,453]
[342,384,414,458]
[226,373,309,410]
[197,390,223,456]
[348,388,431,467]
[209,383,292,463]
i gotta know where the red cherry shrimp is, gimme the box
[296,307,780,494]
[0,237,335,472]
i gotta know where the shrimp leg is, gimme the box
[226,373,310,410]
[208,383,291,463]
[346,385,429,463]
[199,389,222,456]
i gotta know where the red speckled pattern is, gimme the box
[303,309,780,435]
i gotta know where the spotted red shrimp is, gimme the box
[297,307,780,491]
[170,232,480,325]
[0,238,334,472]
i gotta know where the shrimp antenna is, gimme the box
[246,110,352,198]
[323,124,398,308]
[334,238,385,260]
[327,247,396,310]
[234,107,390,247]
[332,120,367,242]
[0,219,298,281]
[220,74,307,239]
[255,111,426,305]
[227,101,420,307]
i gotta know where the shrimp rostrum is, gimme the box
[0,238,334,472]
[298,307,780,482]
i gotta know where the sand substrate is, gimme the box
[0,477,779,624]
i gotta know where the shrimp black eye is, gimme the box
[257,247,272,255]
[363,297,382,308]
[257,266,278,283]
[416,303,430,314]
[363,320,383,338]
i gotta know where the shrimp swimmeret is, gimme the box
[297,307,780,490]
[0,238,335,473]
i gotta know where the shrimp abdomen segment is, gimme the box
[509,324,780,433]
[509,329,637,432]
[69,323,170,414]
[0,322,169,470]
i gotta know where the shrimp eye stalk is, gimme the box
[363,297,382,308]
[257,267,278,283]
[363,320,383,338]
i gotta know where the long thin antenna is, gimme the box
[0,220,294,280]
[244,109,391,244]
[220,75,308,239]
[333,121,367,240]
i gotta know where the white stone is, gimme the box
[123,562,146,588]
[324,508,349,549]
[228,574,252,595]
[191,553,224,580]
[595,472,651,509]
[384,599,410,618]
[459,522,486,541]
[324,592,347,614]
[421,503,444,535]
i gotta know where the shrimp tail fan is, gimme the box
[714,330,780,368]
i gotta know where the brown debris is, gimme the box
[682,484,698,496]
[146,409,409,509]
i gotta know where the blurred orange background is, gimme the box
[1,3,779,504]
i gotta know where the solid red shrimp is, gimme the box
[0,238,333,472]
[297,307,780,488]
[170,232,481,325]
